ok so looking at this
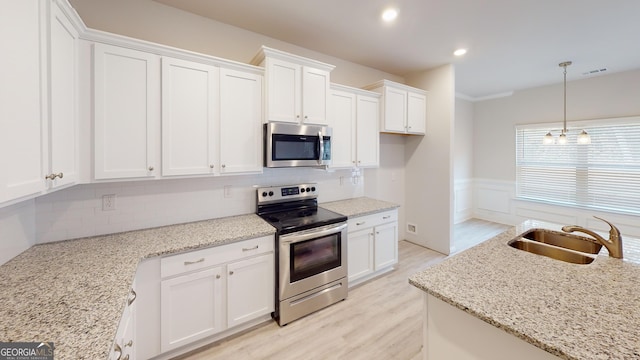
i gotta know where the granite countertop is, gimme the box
[321,197,399,218]
[0,214,275,359]
[409,220,640,360]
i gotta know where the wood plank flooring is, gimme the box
[177,219,508,360]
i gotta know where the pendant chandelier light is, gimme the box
[543,61,591,145]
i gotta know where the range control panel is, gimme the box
[256,183,318,204]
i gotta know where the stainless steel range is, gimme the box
[256,183,348,326]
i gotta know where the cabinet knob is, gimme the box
[148,166,154,171]
[124,340,133,347]
[296,115,300,119]
[113,343,122,360]
[222,164,226,168]
[356,221,366,226]
[229,271,234,276]
[210,164,214,169]
[216,274,221,279]
[304,115,308,119]
[123,355,129,360]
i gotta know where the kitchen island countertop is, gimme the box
[0,214,275,359]
[409,220,640,360]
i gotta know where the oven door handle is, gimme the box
[280,222,347,244]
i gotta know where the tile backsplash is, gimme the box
[34,167,364,244]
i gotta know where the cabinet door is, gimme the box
[347,228,374,283]
[162,57,218,176]
[356,95,379,168]
[94,44,159,179]
[329,90,356,168]
[382,87,407,133]
[374,222,398,270]
[219,68,262,174]
[227,253,274,328]
[301,66,330,125]
[0,0,46,202]
[266,57,300,123]
[48,3,78,188]
[160,267,224,352]
[407,91,427,134]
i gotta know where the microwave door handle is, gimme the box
[318,131,324,165]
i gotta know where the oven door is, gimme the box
[278,222,347,300]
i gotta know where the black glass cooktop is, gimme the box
[259,207,346,235]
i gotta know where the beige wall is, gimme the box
[68,0,403,87]
[474,69,640,181]
[454,98,474,180]
[403,65,455,254]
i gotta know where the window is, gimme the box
[515,117,640,215]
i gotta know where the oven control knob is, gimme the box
[262,191,268,197]
[311,186,316,192]
[268,191,274,196]
[300,188,305,193]
[306,187,311,192]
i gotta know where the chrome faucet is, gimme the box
[562,216,623,259]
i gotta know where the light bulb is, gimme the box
[558,133,568,145]
[543,132,555,144]
[577,130,591,144]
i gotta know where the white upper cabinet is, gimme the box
[94,43,160,180]
[219,68,263,174]
[47,1,79,188]
[329,85,380,169]
[0,0,46,202]
[364,80,427,135]
[161,57,218,176]
[355,94,380,167]
[252,46,334,125]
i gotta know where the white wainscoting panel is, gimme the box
[471,178,640,238]
[454,179,473,224]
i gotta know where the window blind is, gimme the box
[515,117,640,215]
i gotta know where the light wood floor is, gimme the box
[177,219,507,360]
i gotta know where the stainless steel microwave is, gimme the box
[264,122,332,168]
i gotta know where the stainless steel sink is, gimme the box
[508,229,601,265]
[521,229,602,254]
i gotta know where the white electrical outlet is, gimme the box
[102,194,116,211]
[224,185,232,198]
[407,223,417,234]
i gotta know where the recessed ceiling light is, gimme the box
[382,8,398,22]
[453,48,467,56]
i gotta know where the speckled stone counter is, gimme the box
[321,197,399,217]
[0,214,275,359]
[409,220,640,360]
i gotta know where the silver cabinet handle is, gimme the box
[44,172,63,180]
[148,166,154,171]
[124,340,133,347]
[184,258,205,265]
[229,271,234,275]
[113,343,122,360]
[242,245,259,252]
[356,221,366,226]
[383,215,391,220]
[127,289,136,306]
[123,355,129,360]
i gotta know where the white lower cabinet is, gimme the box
[347,209,398,287]
[110,284,137,360]
[159,236,274,354]
[227,254,274,328]
[160,267,224,351]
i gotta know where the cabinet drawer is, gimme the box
[161,235,274,278]
[348,209,398,232]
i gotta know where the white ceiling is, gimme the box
[154,0,640,99]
